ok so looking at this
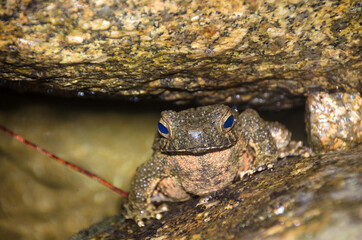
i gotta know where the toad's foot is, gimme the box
[277,140,314,158]
[238,162,274,179]
[123,202,169,227]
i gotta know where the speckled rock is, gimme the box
[0,0,361,107]
[69,146,362,240]
[305,92,362,153]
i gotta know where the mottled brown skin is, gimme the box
[125,105,294,226]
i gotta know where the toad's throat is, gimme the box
[166,146,240,195]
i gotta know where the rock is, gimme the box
[305,92,362,153]
[1,0,361,108]
[69,146,362,240]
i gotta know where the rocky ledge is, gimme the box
[1,0,361,108]
[70,146,361,240]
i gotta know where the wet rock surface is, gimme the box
[1,0,361,107]
[306,92,362,153]
[70,146,362,240]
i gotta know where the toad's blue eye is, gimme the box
[223,115,234,129]
[158,122,169,135]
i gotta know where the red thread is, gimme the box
[0,125,129,198]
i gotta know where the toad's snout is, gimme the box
[188,129,203,141]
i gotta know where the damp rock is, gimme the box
[0,0,361,108]
[69,146,362,240]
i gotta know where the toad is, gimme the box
[124,105,305,226]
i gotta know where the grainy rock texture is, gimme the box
[306,92,362,153]
[69,146,362,240]
[0,0,361,107]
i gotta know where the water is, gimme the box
[0,90,161,240]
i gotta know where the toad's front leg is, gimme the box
[124,154,168,227]
[238,109,278,170]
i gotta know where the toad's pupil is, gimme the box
[223,115,234,129]
[158,122,169,134]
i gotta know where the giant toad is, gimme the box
[125,105,299,226]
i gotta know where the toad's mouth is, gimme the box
[160,143,235,155]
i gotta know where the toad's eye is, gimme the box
[158,122,169,135]
[223,115,234,129]
[158,112,173,138]
[158,119,172,138]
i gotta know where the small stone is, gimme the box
[305,92,362,153]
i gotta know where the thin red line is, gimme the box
[0,125,129,198]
